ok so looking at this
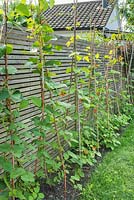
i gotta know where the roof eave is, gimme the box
[53,26,104,31]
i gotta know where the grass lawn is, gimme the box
[80,123,134,200]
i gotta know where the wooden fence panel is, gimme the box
[0,26,121,172]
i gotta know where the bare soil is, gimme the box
[41,147,109,200]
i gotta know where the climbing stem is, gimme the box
[4,0,15,199]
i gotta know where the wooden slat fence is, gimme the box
[0,26,121,172]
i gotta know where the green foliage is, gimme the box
[0,157,12,172]
[80,123,134,200]
[8,66,17,74]
[0,46,6,58]
[6,44,13,54]
[0,88,10,100]
[31,97,42,108]
[0,1,134,199]
[19,99,29,109]
[16,3,30,17]
[120,0,134,31]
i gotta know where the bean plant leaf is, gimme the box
[0,157,12,172]
[34,186,40,193]
[0,88,10,100]
[66,67,72,73]
[0,46,6,58]
[0,103,3,113]
[0,66,17,75]
[39,0,49,11]
[95,53,100,59]
[43,35,53,42]
[28,196,34,200]
[54,82,67,89]
[21,171,35,182]
[0,67,5,74]
[45,60,61,66]
[32,192,37,199]
[110,70,120,74]
[16,3,30,16]
[29,57,38,64]
[42,24,53,33]
[31,97,41,108]
[46,71,56,77]
[38,193,45,198]
[12,144,25,158]
[49,0,55,8]
[10,168,26,179]
[64,152,69,160]
[6,44,13,54]
[57,101,72,109]
[0,191,9,200]
[0,143,11,153]
[54,45,62,51]
[0,9,4,15]
[81,67,91,76]
[67,151,78,159]
[11,90,23,102]
[71,174,80,181]
[43,44,52,51]
[8,66,17,74]
[44,1,49,11]
[9,189,25,199]
[33,41,40,47]
[19,99,29,109]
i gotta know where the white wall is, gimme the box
[105,7,121,31]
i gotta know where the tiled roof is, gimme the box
[43,1,114,30]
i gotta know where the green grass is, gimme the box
[80,123,134,200]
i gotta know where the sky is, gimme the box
[0,0,124,6]
[0,0,91,5]
[55,0,97,4]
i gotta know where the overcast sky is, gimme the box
[55,0,97,4]
[0,0,124,6]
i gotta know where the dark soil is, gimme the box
[41,147,109,200]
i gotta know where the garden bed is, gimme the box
[41,124,133,200]
[41,147,109,200]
